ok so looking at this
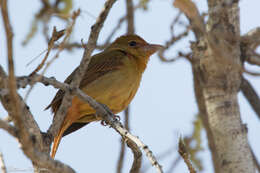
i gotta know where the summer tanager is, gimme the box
[46,35,162,158]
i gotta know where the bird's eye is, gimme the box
[128,41,137,47]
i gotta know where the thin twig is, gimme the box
[29,28,65,76]
[0,152,7,173]
[0,0,19,125]
[116,0,138,172]
[158,26,190,62]
[126,0,135,35]
[142,146,175,173]
[178,138,196,173]
[246,52,260,66]
[170,11,182,36]
[116,107,129,173]
[52,0,148,52]
[242,27,260,50]
[24,27,66,101]
[47,0,117,139]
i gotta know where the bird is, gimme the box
[46,35,163,158]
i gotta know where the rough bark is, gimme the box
[190,1,255,172]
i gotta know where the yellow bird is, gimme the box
[46,35,162,158]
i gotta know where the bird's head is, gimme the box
[107,35,163,59]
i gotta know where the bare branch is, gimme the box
[116,107,129,173]
[143,145,175,173]
[29,28,65,76]
[170,11,182,36]
[242,27,260,49]
[126,0,135,34]
[1,0,43,155]
[241,77,260,120]
[24,10,80,101]
[178,138,196,173]
[0,152,7,173]
[158,14,191,62]
[17,74,164,173]
[0,2,76,172]
[0,73,76,173]
[47,0,117,139]
[126,140,142,173]
[246,52,260,66]
[0,119,18,138]
[0,66,42,143]
[117,139,126,173]
[116,0,139,172]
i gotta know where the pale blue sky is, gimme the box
[0,0,259,172]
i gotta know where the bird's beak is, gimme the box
[143,44,164,55]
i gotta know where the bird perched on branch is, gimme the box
[46,35,163,158]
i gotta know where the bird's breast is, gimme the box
[80,61,142,115]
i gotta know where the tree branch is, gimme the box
[127,140,142,173]
[178,138,196,173]
[0,152,7,173]
[242,27,260,50]
[0,1,76,172]
[0,119,18,138]
[241,77,260,120]
[17,74,163,173]
[47,0,117,139]
[117,107,129,173]
[0,68,76,173]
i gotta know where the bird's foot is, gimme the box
[100,115,120,126]
[101,120,108,126]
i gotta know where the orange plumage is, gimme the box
[46,35,162,158]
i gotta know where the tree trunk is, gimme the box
[191,1,255,172]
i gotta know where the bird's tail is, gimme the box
[51,120,71,158]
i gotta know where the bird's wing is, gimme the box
[45,49,126,113]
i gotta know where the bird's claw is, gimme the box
[101,120,108,126]
[100,114,120,126]
[114,115,120,121]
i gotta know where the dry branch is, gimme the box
[242,27,260,50]
[0,67,76,173]
[116,0,142,172]
[0,119,17,138]
[117,107,130,173]
[127,140,142,173]
[17,74,163,173]
[0,152,7,173]
[246,52,260,66]
[178,139,196,173]
[47,0,117,139]
[0,1,76,172]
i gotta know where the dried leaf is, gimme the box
[173,0,199,20]
[173,0,205,34]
